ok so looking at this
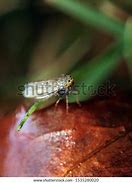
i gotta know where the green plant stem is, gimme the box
[46,0,124,37]
[17,101,43,131]
[124,17,132,81]
[69,41,123,102]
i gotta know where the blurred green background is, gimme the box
[0,0,131,112]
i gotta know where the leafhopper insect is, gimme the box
[17,74,76,131]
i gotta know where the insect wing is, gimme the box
[23,80,59,100]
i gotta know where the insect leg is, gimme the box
[55,98,61,108]
[17,101,42,131]
[71,89,81,107]
[76,94,81,107]
[66,95,69,113]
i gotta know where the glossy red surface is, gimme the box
[0,95,132,176]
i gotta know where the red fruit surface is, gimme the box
[0,94,132,176]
